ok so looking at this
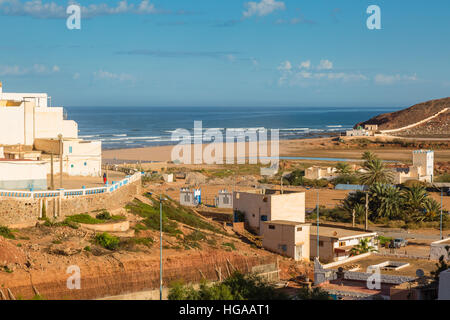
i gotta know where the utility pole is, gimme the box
[50,153,55,190]
[160,195,163,300]
[316,190,320,260]
[352,209,355,228]
[58,134,63,189]
[365,192,369,231]
[441,187,443,240]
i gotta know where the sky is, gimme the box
[0,0,449,108]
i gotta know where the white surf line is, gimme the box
[380,107,449,134]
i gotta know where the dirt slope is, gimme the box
[356,97,450,130]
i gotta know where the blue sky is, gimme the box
[0,0,449,108]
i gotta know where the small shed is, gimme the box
[215,189,233,208]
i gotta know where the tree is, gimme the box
[350,238,378,256]
[296,287,332,300]
[168,272,286,300]
[402,185,429,222]
[359,158,395,185]
[368,183,403,220]
[362,151,377,162]
[335,162,352,175]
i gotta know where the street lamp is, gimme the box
[159,195,167,300]
[305,187,320,259]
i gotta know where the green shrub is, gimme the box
[0,226,15,239]
[65,214,104,225]
[222,242,236,251]
[95,210,112,220]
[95,232,120,250]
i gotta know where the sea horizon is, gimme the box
[66,106,399,150]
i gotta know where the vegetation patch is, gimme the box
[94,232,120,250]
[0,226,15,239]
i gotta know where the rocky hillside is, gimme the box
[356,97,450,131]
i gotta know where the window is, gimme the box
[339,241,346,247]
[223,195,229,204]
[297,227,302,232]
[261,215,268,222]
[319,241,324,247]
[184,194,190,202]
[84,162,87,166]
[69,146,73,154]
[252,214,255,218]
[278,244,287,252]
[70,164,74,168]
[268,225,275,230]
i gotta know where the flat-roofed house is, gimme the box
[262,220,310,261]
[310,226,378,263]
[0,159,47,190]
[233,191,305,235]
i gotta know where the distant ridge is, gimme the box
[355,97,450,131]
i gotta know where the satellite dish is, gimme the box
[416,269,425,278]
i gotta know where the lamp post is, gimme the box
[159,195,166,300]
[441,187,443,240]
[316,190,320,259]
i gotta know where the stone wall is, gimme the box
[0,180,141,228]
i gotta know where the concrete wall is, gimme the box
[233,192,305,235]
[430,238,450,261]
[0,104,77,146]
[439,269,450,300]
[0,161,47,190]
[262,223,310,261]
[0,180,141,228]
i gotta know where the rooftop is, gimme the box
[264,220,310,227]
[310,225,376,239]
[336,254,437,278]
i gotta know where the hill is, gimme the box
[355,97,450,132]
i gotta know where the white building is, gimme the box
[394,150,434,184]
[310,226,378,263]
[262,220,311,261]
[215,189,233,208]
[438,269,450,300]
[0,82,101,178]
[305,166,338,180]
[233,191,305,235]
[0,159,47,190]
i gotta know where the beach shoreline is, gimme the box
[102,136,450,164]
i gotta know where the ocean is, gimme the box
[65,106,397,150]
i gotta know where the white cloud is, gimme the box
[374,73,418,85]
[243,0,285,18]
[299,60,311,69]
[277,60,292,72]
[0,0,159,19]
[317,59,333,70]
[0,63,60,76]
[277,59,368,87]
[94,70,135,82]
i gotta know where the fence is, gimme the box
[0,172,142,200]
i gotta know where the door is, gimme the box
[295,245,303,261]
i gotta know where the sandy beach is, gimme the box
[103,136,450,163]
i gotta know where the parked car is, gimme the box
[393,238,408,248]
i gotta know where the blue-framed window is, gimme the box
[69,146,73,154]
[261,215,268,221]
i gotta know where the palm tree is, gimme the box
[369,183,403,220]
[402,185,431,222]
[350,238,378,256]
[362,151,377,162]
[359,158,395,185]
[335,162,352,175]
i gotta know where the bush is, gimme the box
[222,242,236,251]
[95,232,120,250]
[168,272,286,300]
[0,226,15,239]
[65,214,104,225]
[95,210,112,220]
